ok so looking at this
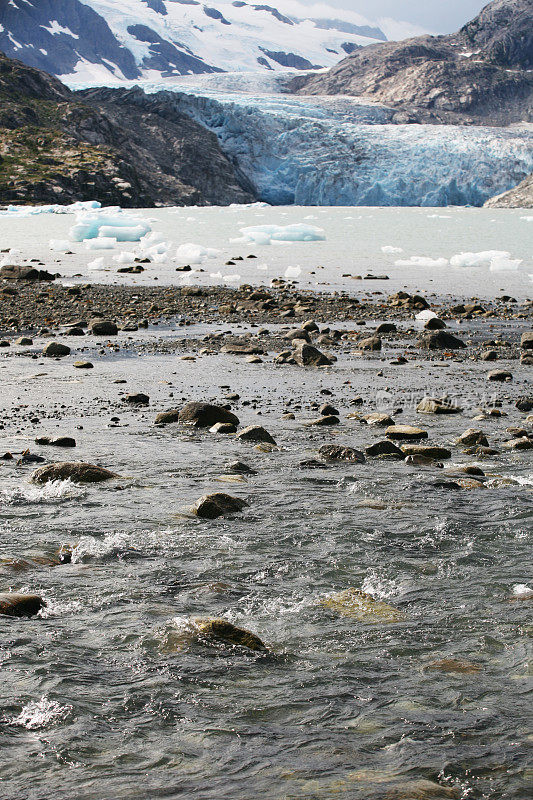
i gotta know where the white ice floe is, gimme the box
[415,310,438,321]
[520,216,533,222]
[381,246,403,254]
[113,251,137,263]
[0,200,100,217]
[285,265,302,278]
[237,223,326,245]
[489,256,522,272]
[175,243,219,264]
[70,209,151,242]
[512,584,533,599]
[49,239,72,252]
[87,257,108,271]
[450,250,511,267]
[394,256,449,267]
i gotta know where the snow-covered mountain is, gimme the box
[0,0,386,83]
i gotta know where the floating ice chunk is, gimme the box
[0,200,101,218]
[239,223,325,245]
[98,225,149,243]
[145,242,168,256]
[285,266,301,278]
[139,231,165,248]
[151,252,167,263]
[381,246,403,254]
[450,250,510,267]
[113,251,136,263]
[210,271,223,279]
[489,256,522,272]
[415,310,438,321]
[49,239,72,252]
[520,216,533,222]
[87,257,106,271]
[175,243,219,264]
[223,274,241,282]
[85,238,116,251]
[394,256,449,267]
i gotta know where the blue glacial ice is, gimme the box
[124,81,533,207]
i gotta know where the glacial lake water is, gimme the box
[0,205,531,300]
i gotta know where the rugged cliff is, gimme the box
[484,174,533,207]
[0,53,255,206]
[290,0,533,126]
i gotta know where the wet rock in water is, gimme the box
[386,425,428,441]
[31,462,117,484]
[501,436,533,450]
[424,317,446,330]
[425,658,481,674]
[487,369,512,382]
[210,422,237,434]
[375,322,396,334]
[299,458,327,469]
[226,461,257,475]
[0,592,46,617]
[319,404,339,416]
[35,436,76,448]
[420,331,466,350]
[401,444,451,459]
[292,341,333,367]
[284,328,311,342]
[177,402,239,428]
[306,415,339,427]
[235,425,277,444]
[192,493,248,519]
[432,478,485,490]
[15,336,33,346]
[416,397,462,415]
[318,445,366,463]
[123,393,149,406]
[516,396,533,412]
[463,445,499,456]
[0,264,55,281]
[363,412,394,426]
[520,331,533,350]
[194,618,266,651]
[378,778,460,799]
[43,341,70,357]
[73,360,93,369]
[221,344,265,355]
[481,350,498,361]
[154,409,181,425]
[457,428,489,447]
[405,454,443,467]
[321,588,404,622]
[446,465,485,477]
[302,319,319,332]
[90,320,118,336]
[359,335,382,351]
[365,440,404,458]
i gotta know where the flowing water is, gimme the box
[0,312,531,798]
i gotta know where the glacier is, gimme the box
[78,77,533,207]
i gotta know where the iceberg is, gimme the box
[85,237,117,250]
[175,243,219,264]
[238,223,325,244]
[70,211,151,242]
[450,250,511,267]
[49,239,72,252]
[394,256,449,267]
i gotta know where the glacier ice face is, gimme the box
[122,84,533,207]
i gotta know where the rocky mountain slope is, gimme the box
[0,52,254,206]
[290,0,533,125]
[484,174,533,207]
[0,0,385,82]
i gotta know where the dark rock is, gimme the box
[319,404,339,416]
[192,493,248,519]
[210,422,237,434]
[386,425,428,440]
[35,436,76,448]
[43,341,70,357]
[0,592,45,617]
[365,440,404,458]
[226,461,257,474]
[305,415,340,426]
[375,322,396,334]
[0,264,55,281]
[177,402,239,428]
[359,335,382,351]
[420,331,466,350]
[90,320,118,336]
[481,350,498,361]
[520,331,533,349]
[424,317,446,330]
[194,618,266,651]
[292,341,333,366]
[31,461,117,484]
[487,369,512,381]
[457,428,489,446]
[401,444,452,459]
[318,445,365,463]
[516,396,533,412]
[123,392,149,405]
[416,397,462,414]
[73,360,93,369]
[235,425,276,444]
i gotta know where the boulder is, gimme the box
[520,331,533,349]
[386,425,428,441]
[0,592,46,617]
[363,412,394,426]
[192,493,248,519]
[193,618,266,651]
[177,402,239,428]
[319,404,339,416]
[375,322,396,334]
[424,317,446,330]
[487,369,512,382]
[405,454,443,467]
[154,409,181,425]
[31,461,117,484]
[235,426,277,444]
[401,444,451,459]
[73,360,93,369]
[416,397,462,414]
[226,461,257,475]
[318,445,365,463]
[0,264,55,281]
[284,328,311,342]
[123,393,149,405]
[35,436,76,448]
[90,320,118,336]
[210,422,237,434]
[516,396,533,412]
[365,440,404,458]
[481,350,498,361]
[457,428,489,447]
[321,588,404,622]
[15,337,33,346]
[43,341,70,357]
[359,335,382,351]
[420,331,466,350]
[501,436,533,450]
[292,341,333,366]
[305,415,339,426]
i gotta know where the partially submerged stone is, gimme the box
[194,618,267,651]
[0,592,45,617]
[235,425,277,444]
[420,331,466,350]
[401,444,451,459]
[35,436,76,448]
[305,415,339,427]
[192,493,248,519]
[43,341,70,357]
[363,412,394,426]
[90,320,118,336]
[292,341,333,366]
[365,440,404,458]
[425,658,481,674]
[416,397,462,415]
[178,402,239,428]
[31,462,117,484]
[457,428,489,447]
[487,369,512,382]
[359,335,382,351]
[210,422,237,434]
[318,445,365,463]
[501,436,532,450]
[322,588,404,623]
[386,425,428,441]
